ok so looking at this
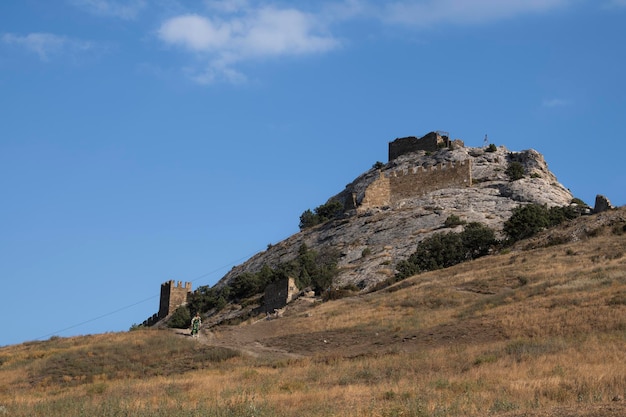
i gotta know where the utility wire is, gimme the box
[34,248,263,341]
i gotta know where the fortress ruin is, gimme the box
[359,160,472,210]
[341,131,472,211]
[142,131,472,326]
[389,131,464,160]
[264,277,299,314]
[143,280,192,326]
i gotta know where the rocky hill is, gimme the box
[215,143,575,292]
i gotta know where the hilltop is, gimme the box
[170,138,584,329]
[1,206,624,416]
[217,142,574,294]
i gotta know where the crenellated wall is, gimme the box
[142,281,192,327]
[158,280,192,320]
[360,160,472,209]
[388,131,464,161]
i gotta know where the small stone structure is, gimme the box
[264,277,299,314]
[143,280,192,326]
[388,131,464,161]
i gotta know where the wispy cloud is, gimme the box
[381,0,570,26]
[204,0,251,14]
[603,0,626,8]
[158,5,340,84]
[157,0,581,84]
[69,0,147,20]
[1,32,94,61]
[541,98,571,108]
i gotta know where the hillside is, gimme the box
[216,144,574,294]
[1,207,624,416]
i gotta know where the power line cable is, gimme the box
[33,247,263,341]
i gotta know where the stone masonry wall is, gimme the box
[158,280,192,319]
[264,277,298,313]
[360,160,472,209]
[389,132,446,160]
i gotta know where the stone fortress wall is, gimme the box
[263,277,299,314]
[356,131,471,210]
[143,280,192,327]
[360,161,472,209]
[144,131,472,326]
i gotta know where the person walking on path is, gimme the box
[190,312,201,338]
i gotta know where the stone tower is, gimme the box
[158,280,192,319]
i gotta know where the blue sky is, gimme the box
[1,0,625,347]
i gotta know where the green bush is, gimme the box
[486,143,497,152]
[506,161,525,181]
[231,272,262,299]
[299,209,319,229]
[188,285,231,314]
[503,204,550,243]
[504,162,524,181]
[444,214,466,228]
[168,305,191,329]
[503,204,580,244]
[396,223,496,279]
[299,200,344,230]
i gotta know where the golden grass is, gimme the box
[1,219,625,416]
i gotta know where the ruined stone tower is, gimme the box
[264,277,298,313]
[158,280,192,319]
[388,131,464,160]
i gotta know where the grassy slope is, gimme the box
[1,209,625,417]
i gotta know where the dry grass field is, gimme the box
[1,208,625,416]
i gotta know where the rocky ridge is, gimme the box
[216,145,574,291]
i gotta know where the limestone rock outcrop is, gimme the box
[215,145,574,291]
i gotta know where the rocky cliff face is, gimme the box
[216,145,574,291]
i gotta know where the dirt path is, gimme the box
[173,314,305,361]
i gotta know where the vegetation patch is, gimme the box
[28,332,238,387]
[504,337,567,362]
[395,222,496,280]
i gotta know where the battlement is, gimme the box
[388,131,464,161]
[360,160,472,209]
[157,280,192,322]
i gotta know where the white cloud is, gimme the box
[381,0,570,26]
[158,14,233,52]
[1,32,94,61]
[241,7,339,56]
[158,6,339,84]
[70,0,147,20]
[156,0,581,84]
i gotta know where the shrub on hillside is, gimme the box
[396,222,496,279]
[188,285,230,314]
[231,272,262,299]
[168,305,191,329]
[299,200,344,230]
[208,243,340,311]
[503,204,550,243]
[486,143,498,152]
[444,214,466,228]
[506,161,525,181]
[503,204,581,244]
[299,209,319,229]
